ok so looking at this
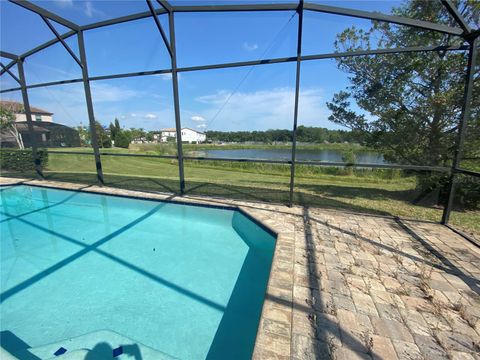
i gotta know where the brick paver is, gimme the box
[2,178,479,360]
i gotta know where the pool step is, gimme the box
[25,330,177,360]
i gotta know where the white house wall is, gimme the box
[15,114,53,122]
[160,128,206,143]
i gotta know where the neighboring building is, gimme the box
[0,100,80,148]
[0,100,53,123]
[130,136,147,144]
[1,121,81,148]
[160,127,206,144]
[161,128,177,142]
[151,131,162,142]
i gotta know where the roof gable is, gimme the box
[0,100,53,115]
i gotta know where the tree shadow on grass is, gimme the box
[297,182,418,202]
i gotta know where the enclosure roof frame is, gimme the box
[2,0,474,65]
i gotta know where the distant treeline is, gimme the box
[205,126,363,143]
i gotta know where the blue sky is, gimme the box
[0,0,413,131]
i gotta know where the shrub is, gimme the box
[454,174,480,210]
[114,131,131,149]
[416,172,480,210]
[0,148,48,172]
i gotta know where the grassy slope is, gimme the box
[39,150,479,238]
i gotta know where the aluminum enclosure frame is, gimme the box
[1,0,479,239]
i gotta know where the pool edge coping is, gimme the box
[1,177,297,359]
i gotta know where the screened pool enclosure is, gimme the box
[0,0,479,242]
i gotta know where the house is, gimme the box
[0,100,80,148]
[151,131,163,142]
[160,127,206,144]
[160,128,177,142]
[0,100,53,122]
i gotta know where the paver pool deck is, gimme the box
[1,177,479,360]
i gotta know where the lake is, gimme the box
[192,148,386,164]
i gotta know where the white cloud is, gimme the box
[196,124,207,129]
[157,73,181,81]
[90,83,140,102]
[53,0,73,8]
[191,115,206,122]
[84,1,105,18]
[53,0,104,20]
[36,83,140,105]
[144,113,157,119]
[130,113,137,117]
[243,42,259,51]
[158,73,172,81]
[194,87,330,131]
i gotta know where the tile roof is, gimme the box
[0,100,53,115]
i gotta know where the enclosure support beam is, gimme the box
[81,8,167,31]
[157,0,172,13]
[303,2,463,36]
[440,0,472,34]
[2,43,468,92]
[17,59,44,178]
[172,3,297,12]
[21,31,77,61]
[0,59,17,77]
[40,16,83,68]
[77,30,104,185]
[289,0,304,207]
[9,0,79,31]
[0,51,18,60]
[1,44,468,95]
[0,62,21,84]
[168,11,185,195]
[146,0,173,57]
[441,36,478,224]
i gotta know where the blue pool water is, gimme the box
[0,185,276,359]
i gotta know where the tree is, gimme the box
[0,103,24,149]
[76,126,91,146]
[129,127,146,141]
[94,121,112,148]
[115,131,132,148]
[109,123,116,142]
[109,118,122,143]
[204,127,359,143]
[327,0,479,168]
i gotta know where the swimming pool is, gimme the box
[0,185,276,359]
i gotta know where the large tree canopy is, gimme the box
[327,0,479,167]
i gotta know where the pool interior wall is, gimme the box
[0,185,276,359]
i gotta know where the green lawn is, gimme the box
[36,150,478,239]
[3,147,478,239]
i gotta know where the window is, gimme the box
[35,114,42,121]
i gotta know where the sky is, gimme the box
[0,0,425,132]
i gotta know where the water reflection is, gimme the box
[198,148,386,164]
